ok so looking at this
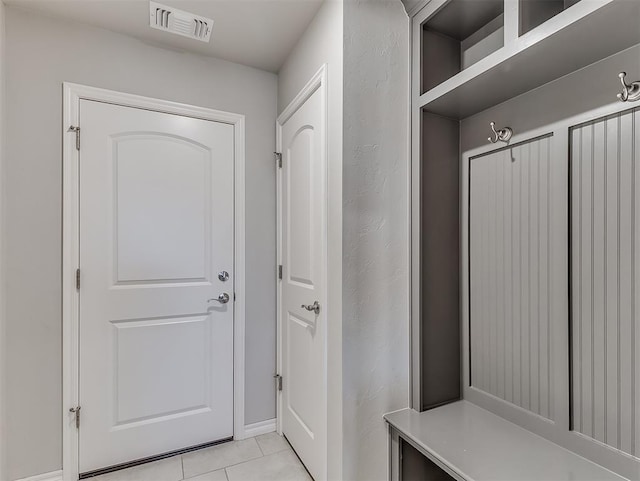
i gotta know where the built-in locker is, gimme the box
[404,0,640,479]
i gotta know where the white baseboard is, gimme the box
[14,470,63,481]
[243,418,276,438]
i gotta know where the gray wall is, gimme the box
[278,1,344,478]
[0,2,6,481]
[3,7,277,480]
[343,1,410,479]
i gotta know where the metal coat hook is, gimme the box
[617,72,640,102]
[488,121,513,144]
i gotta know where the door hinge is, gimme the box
[278,265,283,280]
[68,125,81,151]
[274,374,283,391]
[69,406,81,429]
[274,152,282,168]
[75,268,81,290]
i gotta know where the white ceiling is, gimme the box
[4,0,325,72]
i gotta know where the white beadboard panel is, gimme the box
[570,107,639,458]
[470,135,554,420]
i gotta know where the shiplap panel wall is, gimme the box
[470,135,554,420]
[570,107,640,458]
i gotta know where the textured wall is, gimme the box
[4,7,277,480]
[343,1,409,479]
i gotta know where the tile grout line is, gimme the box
[100,443,296,481]
[225,447,294,473]
[256,437,266,457]
[184,438,265,477]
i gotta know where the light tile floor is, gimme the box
[90,433,312,481]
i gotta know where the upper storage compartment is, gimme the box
[421,0,504,94]
[520,0,582,36]
[417,0,640,119]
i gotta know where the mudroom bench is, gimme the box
[384,401,627,481]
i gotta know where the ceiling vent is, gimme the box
[149,1,213,42]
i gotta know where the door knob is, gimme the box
[208,293,230,304]
[301,301,320,315]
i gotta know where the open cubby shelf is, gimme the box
[421,0,504,93]
[520,0,583,35]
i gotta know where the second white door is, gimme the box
[79,100,235,473]
[278,74,327,481]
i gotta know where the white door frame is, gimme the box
[62,83,246,481]
[275,64,328,463]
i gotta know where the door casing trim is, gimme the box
[275,64,329,479]
[62,83,246,481]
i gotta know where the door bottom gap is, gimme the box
[79,437,233,479]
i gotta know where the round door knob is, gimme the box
[208,293,230,304]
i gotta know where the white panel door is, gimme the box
[280,83,327,481]
[79,100,234,473]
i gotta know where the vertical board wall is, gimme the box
[469,135,555,421]
[570,107,640,457]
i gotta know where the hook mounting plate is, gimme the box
[617,72,640,102]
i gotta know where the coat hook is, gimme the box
[488,121,513,144]
[617,72,640,102]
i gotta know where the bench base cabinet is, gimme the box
[400,441,454,481]
[391,433,455,481]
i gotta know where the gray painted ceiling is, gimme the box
[4,0,325,72]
